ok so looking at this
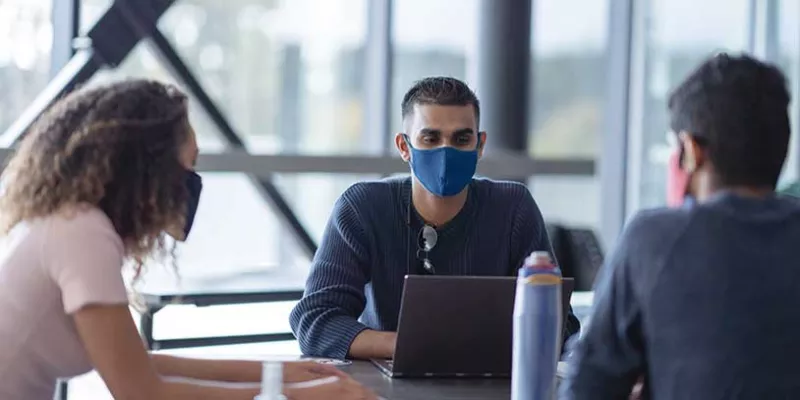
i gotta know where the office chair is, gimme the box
[546,224,604,291]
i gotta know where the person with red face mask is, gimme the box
[665,138,693,208]
[562,53,800,400]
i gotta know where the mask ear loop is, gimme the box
[402,133,415,277]
[402,134,413,153]
[406,178,412,277]
[666,130,689,169]
[676,131,699,173]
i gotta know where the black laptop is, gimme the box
[371,275,575,378]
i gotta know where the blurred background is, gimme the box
[0,0,798,398]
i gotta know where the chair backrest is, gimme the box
[546,224,604,291]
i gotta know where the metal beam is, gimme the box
[114,0,242,147]
[0,147,593,177]
[50,0,80,78]
[114,0,318,258]
[364,0,393,155]
[750,0,780,61]
[194,153,594,178]
[600,0,634,249]
[149,333,298,350]
[90,0,174,68]
[748,0,758,54]
[476,0,532,153]
[764,0,780,62]
[796,0,800,181]
[0,49,100,147]
[0,0,176,147]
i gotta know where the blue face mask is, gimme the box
[403,134,481,197]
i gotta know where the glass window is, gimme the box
[88,41,229,151]
[135,171,378,278]
[778,0,799,185]
[80,0,112,34]
[530,0,609,159]
[86,42,379,278]
[77,0,377,278]
[628,0,750,213]
[529,176,599,231]
[0,0,52,134]
[156,0,369,155]
[391,0,478,133]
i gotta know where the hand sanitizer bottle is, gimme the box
[255,362,284,400]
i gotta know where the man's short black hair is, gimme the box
[401,77,480,125]
[668,53,790,189]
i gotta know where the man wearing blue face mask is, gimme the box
[290,77,580,360]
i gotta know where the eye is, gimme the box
[456,135,471,145]
[421,136,438,144]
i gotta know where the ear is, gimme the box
[395,133,411,162]
[678,131,704,172]
[477,131,487,159]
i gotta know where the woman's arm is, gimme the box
[151,354,347,383]
[73,304,260,400]
[74,304,367,400]
[151,355,261,382]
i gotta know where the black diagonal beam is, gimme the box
[114,0,247,148]
[1,0,318,258]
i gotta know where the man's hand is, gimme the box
[348,330,397,360]
[283,361,348,383]
[284,376,377,400]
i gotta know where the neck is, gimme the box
[695,175,774,202]
[411,179,468,227]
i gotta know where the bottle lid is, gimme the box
[525,251,553,268]
[257,361,284,400]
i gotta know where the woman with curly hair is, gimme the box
[0,79,375,400]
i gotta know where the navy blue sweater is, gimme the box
[562,193,800,399]
[289,176,580,359]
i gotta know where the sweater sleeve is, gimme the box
[511,188,581,342]
[560,215,646,400]
[289,191,371,358]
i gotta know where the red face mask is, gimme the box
[666,146,691,208]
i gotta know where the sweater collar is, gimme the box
[400,177,478,238]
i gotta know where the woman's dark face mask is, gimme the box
[179,170,203,241]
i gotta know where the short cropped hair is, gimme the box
[401,77,480,125]
[668,53,790,188]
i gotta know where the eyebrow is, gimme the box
[419,128,441,135]
[418,128,475,135]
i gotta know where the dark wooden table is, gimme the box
[340,361,511,400]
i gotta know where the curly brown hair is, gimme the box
[0,79,192,276]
